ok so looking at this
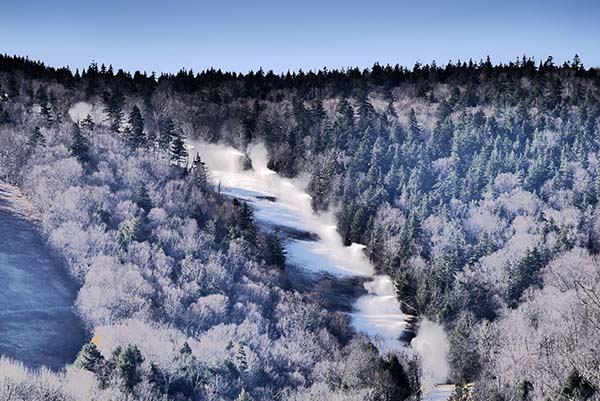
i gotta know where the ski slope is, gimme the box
[0,181,86,369]
[189,142,410,353]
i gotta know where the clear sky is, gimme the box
[1,0,599,74]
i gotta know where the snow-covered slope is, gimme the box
[0,181,86,369]
[189,142,410,353]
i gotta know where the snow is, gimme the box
[351,276,410,352]
[423,385,456,401]
[0,181,86,370]
[188,142,408,353]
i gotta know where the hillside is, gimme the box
[0,54,599,400]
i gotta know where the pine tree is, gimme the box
[69,123,90,164]
[560,369,595,401]
[179,341,192,357]
[239,201,256,244]
[74,342,104,372]
[134,182,152,212]
[113,344,144,392]
[235,388,253,401]
[507,247,545,307]
[170,128,188,166]
[236,342,248,372]
[335,98,354,130]
[190,153,209,188]
[36,86,53,125]
[81,114,95,130]
[27,126,45,147]
[407,109,421,143]
[103,89,125,132]
[125,105,146,147]
[158,117,175,150]
[228,199,257,244]
[262,232,286,267]
[311,98,326,125]
[116,217,148,249]
[385,100,398,120]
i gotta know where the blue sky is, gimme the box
[1,0,599,74]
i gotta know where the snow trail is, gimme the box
[188,142,410,353]
[0,181,86,370]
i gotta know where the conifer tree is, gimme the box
[262,232,286,267]
[81,114,95,130]
[134,182,152,212]
[125,105,146,147]
[170,128,188,166]
[407,109,421,143]
[190,153,209,188]
[74,342,104,372]
[69,123,90,164]
[103,89,125,132]
[158,117,175,150]
[112,344,144,392]
[27,126,45,147]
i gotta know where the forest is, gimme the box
[0,53,599,401]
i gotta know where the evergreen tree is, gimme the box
[36,86,53,125]
[235,388,253,401]
[81,114,95,130]
[69,123,90,164]
[112,344,144,392]
[103,89,125,132]
[158,117,175,150]
[74,342,104,372]
[560,369,596,401]
[170,128,188,166]
[134,182,152,212]
[407,109,421,143]
[507,247,546,307]
[228,198,257,244]
[190,153,209,189]
[125,105,146,147]
[179,341,192,357]
[0,103,10,124]
[27,126,45,147]
[261,232,286,267]
[116,217,148,249]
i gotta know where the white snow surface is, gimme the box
[188,142,408,353]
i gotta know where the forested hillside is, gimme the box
[1,54,599,400]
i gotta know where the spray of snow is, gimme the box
[189,141,373,276]
[187,141,409,352]
[411,318,450,392]
[352,275,409,353]
[68,101,107,125]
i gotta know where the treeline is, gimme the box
[1,53,598,100]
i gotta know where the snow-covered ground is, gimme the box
[0,181,86,369]
[189,142,410,353]
[423,384,456,401]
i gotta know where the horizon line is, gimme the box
[1,52,595,78]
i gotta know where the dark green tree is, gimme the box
[125,105,146,147]
[103,89,125,132]
[81,114,95,130]
[158,117,175,150]
[27,126,45,147]
[113,344,144,392]
[170,128,188,166]
[134,182,152,212]
[74,342,104,372]
[69,123,90,164]
[261,232,286,267]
